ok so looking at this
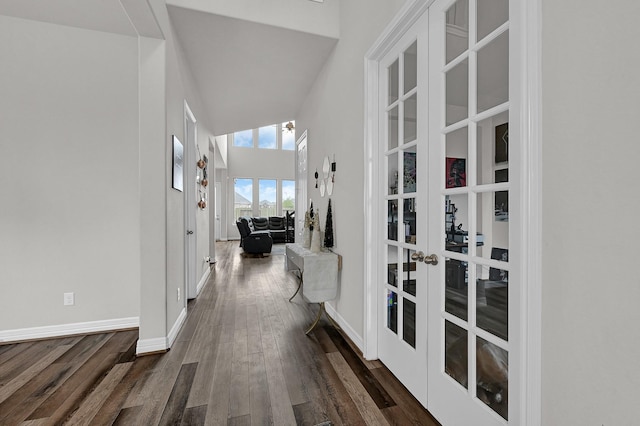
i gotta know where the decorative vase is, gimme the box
[311,210,322,253]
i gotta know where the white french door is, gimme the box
[377,0,518,424]
[378,11,430,406]
[426,0,515,424]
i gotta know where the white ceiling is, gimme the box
[0,0,338,137]
[167,5,338,135]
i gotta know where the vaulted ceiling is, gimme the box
[0,0,339,135]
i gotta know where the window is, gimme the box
[232,121,295,150]
[234,178,253,219]
[282,180,295,214]
[234,129,253,147]
[258,125,277,149]
[258,179,277,217]
[282,121,296,150]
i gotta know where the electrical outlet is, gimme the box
[177,287,181,301]
[64,292,75,306]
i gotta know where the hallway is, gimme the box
[0,242,439,425]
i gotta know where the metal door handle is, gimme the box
[187,230,194,235]
[424,254,438,265]
[411,251,425,262]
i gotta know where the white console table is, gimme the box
[285,243,340,334]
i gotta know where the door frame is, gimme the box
[362,0,542,424]
[184,100,198,300]
[295,130,308,243]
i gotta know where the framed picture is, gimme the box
[172,135,184,192]
[446,157,466,188]
[495,122,508,163]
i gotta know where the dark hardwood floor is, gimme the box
[0,241,440,425]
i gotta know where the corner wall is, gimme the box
[541,1,640,423]
[0,15,140,336]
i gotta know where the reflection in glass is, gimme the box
[404,94,418,143]
[445,127,468,188]
[476,112,509,184]
[445,0,469,64]
[445,257,468,321]
[403,249,417,296]
[282,121,296,150]
[388,152,399,195]
[444,194,468,250]
[387,290,398,334]
[476,264,508,341]
[387,245,398,287]
[404,198,417,245]
[388,106,399,150]
[403,299,416,348]
[388,59,399,105]
[388,200,398,241]
[445,320,468,389]
[404,41,418,94]
[477,0,508,42]
[477,31,509,113]
[403,148,417,193]
[446,59,469,126]
[476,191,509,259]
[477,337,508,420]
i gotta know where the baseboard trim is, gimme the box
[0,317,139,344]
[324,302,364,352]
[167,307,187,348]
[196,268,211,296]
[136,337,167,354]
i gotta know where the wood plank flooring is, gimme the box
[0,241,440,426]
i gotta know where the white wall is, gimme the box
[295,0,405,337]
[0,15,139,333]
[541,1,640,424]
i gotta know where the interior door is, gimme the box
[427,0,513,424]
[295,131,308,243]
[185,103,197,299]
[379,12,429,406]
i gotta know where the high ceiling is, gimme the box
[0,0,338,136]
[167,5,338,135]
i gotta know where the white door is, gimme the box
[378,12,429,405]
[185,102,197,299]
[215,182,222,240]
[295,131,308,243]
[426,0,514,423]
[378,0,516,424]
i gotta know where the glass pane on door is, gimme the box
[389,59,399,105]
[404,41,418,94]
[403,299,416,347]
[445,320,468,388]
[446,59,469,125]
[476,337,508,419]
[477,31,509,113]
[446,0,469,64]
[477,0,508,42]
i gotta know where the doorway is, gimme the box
[184,101,198,300]
[364,0,538,424]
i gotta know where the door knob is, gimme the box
[187,230,194,235]
[411,251,425,262]
[424,254,438,265]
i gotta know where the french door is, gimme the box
[379,11,429,405]
[379,1,517,424]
